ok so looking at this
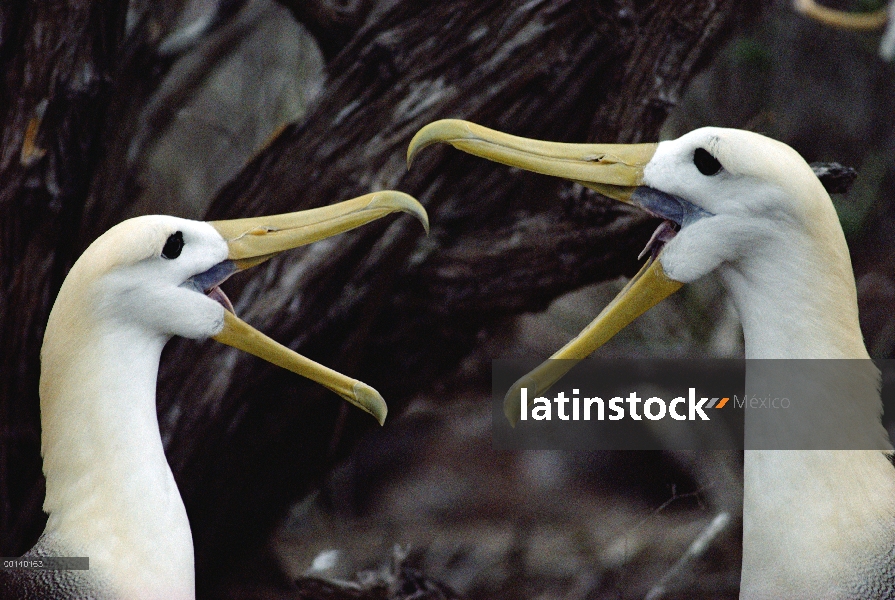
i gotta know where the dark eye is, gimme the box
[162,232,184,259]
[694,148,722,176]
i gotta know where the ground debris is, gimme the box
[294,547,461,600]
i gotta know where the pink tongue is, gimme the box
[638,220,678,260]
[208,286,235,314]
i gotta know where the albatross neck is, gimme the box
[720,217,895,598]
[719,226,868,360]
[39,316,195,600]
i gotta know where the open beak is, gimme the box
[205,191,428,426]
[408,119,683,424]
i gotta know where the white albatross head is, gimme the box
[408,120,864,422]
[67,216,231,342]
[45,191,429,425]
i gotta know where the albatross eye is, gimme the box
[162,232,184,259]
[694,148,722,176]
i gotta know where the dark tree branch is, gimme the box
[0,0,130,555]
[0,0,257,558]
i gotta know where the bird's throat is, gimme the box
[39,322,195,599]
[718,232,867,360]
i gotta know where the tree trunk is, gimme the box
[0,0,760,596]
[0,0,129,555]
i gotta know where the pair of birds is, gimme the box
[2,119,893,599]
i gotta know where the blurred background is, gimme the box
[1,0,894,598]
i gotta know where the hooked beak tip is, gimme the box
[369,190,429,235]
[352,381,388,425]
[407,119,473,170]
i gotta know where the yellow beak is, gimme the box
[408,119,682,424]
[208,191,428,425]
[408,119,657,202]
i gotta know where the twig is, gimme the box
[643,511,732,600]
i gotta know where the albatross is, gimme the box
[0,191,428,600]
[408,119,895,599]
